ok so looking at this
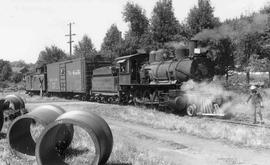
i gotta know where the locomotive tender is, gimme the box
[26,40,217,115]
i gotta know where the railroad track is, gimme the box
[204,117,270,129]
[25,99,270,129]
[25,100,74,104]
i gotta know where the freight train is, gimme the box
[25,40,223,116]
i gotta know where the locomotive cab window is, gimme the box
[120,63,127,73]
[117,59,128,73]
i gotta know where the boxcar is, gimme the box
[25,73,46,94]
[46,57,110,98]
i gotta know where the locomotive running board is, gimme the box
[133,98,160,105]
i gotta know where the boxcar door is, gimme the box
[59,63,66,92]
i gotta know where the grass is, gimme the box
[0,122,37,165]
[0,101,178,165]
[74,102,270,149]
[108,130,177,165]
[0,90,69,105]
[1,89,270,164]
[61,126,95,164]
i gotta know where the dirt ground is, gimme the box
[24,101,270,165]
[109,119,270,165]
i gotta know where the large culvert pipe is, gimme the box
[8,104,73,158]
[0,95,26,132]
[4,94,25,110]
[0,99,8,131]
[36,111,113,165]
[4,94,27,120]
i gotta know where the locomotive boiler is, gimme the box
[140,47,214,85]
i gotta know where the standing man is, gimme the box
[247,85,264,124]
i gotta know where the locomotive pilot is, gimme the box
[246,85,264,124]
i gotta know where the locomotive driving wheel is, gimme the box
[150,90,160,109]
[133,90,142,106]
[186,104,197,116]
[142,89,151,105]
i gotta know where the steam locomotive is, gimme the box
[26,40,219,115]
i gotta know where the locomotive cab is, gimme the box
[115,53,148,85]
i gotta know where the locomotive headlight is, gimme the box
[194,48,201,54]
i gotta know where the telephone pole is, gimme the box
[65,22,76,56]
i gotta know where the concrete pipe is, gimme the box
[4,94,25,110]
[36,111,113,165]
[0,95,26,132]
[4,94,27,120]
[0,99,8,132]
[8,104,73,158]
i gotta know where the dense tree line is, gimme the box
[73,35,97,59]
[0,60,12,81]
[0,59,35,83]
[27,0,270,85]
[97,0,222,62]
[34,0,220,71]
[36,45,67,68]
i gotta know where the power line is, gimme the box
[65,22,76,56]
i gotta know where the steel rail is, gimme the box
[200,117,270,129]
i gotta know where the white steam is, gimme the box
[181,80,261,119]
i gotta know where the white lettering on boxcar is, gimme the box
[49,78,58,89]
[68,70,81,76]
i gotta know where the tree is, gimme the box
[247,54,269,72]
[208,38,235,75]
[116,33,140,57]
[0,59,12,81]
[100,24,122,59]
[236,32,261,69]
[195,34,235,76]
[260,2,270,14]
[123,2,149,37]
[250,28,270,86]
[150,0,180,43]
[10,60,32,75]
[120,2,154,56]
[115,31,155,57]
[177,23,192,40]
[193,25,235,77]
[74,35,97,59]
[234,29,268,84]
[10,60,27,68]
[187,0,220,35]
[36,45,67,67]
[11,72,23,83]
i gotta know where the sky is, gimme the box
[0,0,269,63]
